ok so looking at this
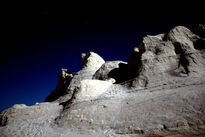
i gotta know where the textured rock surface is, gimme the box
[93,61,126,80]
[93,61,127,83]
[45,69,73,102]
[72,79,114,103]
[1,25,205,137]
[194,24,205,38]
[54,52,105,103]
[122,26,205,89]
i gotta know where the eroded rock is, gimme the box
[93,61,126,80]
[1,25,205,137]
[45,69,73,102]
[56,52,105,104]
[0,103,62,126]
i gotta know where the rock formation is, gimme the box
[1,25,205,137]
[45,69,73,102]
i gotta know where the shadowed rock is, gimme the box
[93,61,127,81]
[45,69,73,102]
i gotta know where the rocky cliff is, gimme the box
[1,25,205,137]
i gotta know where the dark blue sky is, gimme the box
[0,0,203,111]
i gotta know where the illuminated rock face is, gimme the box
[1,25,205,137]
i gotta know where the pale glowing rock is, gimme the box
[74,80,113,102]
[1,25,205,137]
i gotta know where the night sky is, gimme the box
[0,0,203,111]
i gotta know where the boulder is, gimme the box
[72,79,114,103]
[93,61,127,81]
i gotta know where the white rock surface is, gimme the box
[56,52,105,103]
[1,25,205,137]
[123,26,205,89]
[73,79,113,102]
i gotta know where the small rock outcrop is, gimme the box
[93,61,128,83]
[46,52,105,103]
[67,52,105,91]
[45,69,73,102]
[1,25,205,137]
